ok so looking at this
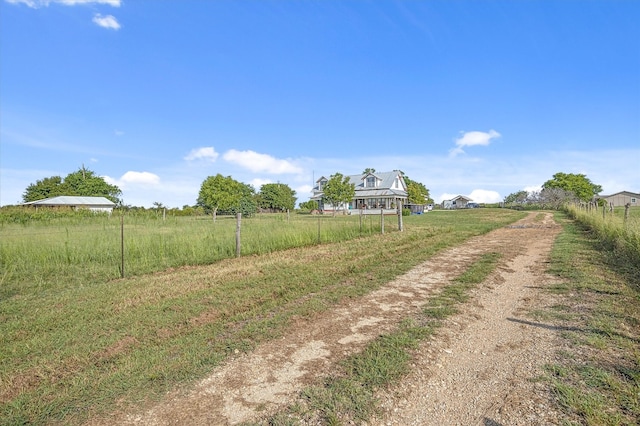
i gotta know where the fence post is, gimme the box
[397,199,403,232]
[317,215,321,244]
[624,203,630,227]
[602,204,606,220]
[359,209,363,233]
[380,208,385,234]
[235,213,241,257]
[120,213,125,278]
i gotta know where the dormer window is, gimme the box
[366,176,377,188]
[318,179,328,191]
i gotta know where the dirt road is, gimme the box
[113,212,564,425]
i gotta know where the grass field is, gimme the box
[0,208,525,425]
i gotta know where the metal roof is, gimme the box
[313,171,408,197]
[352,189,407,197]
[22,196,116,206]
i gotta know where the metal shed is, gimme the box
[22,196,116,213]
[597,191,639,207]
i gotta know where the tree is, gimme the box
[402,173,432,205]
[362,168,376,174]
[503,190,529,205]
[539,187,577,210]
[542,172,602,202]
[226,182,257,217]
[258,183,297,212]
[22,176,65,201]
[22,167,122,204]
[197,174,256,220]
[298,200,319,211]
[322,172,355,216]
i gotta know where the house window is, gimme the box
[366,176,376,188]
[319,180,327,190]
[632,198,637,203]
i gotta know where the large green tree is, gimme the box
[22,167,122,204]
[322,172,355,216]
[402,173,432,205]
[542,172,602,202]
[258,183,297,212]
[197,174,257,220]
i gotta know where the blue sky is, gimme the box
[1,0,638,208]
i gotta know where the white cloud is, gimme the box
[437,192,458,203]
[92,13,120,30]
[60,0,120,5]
[450,129,501,157]
[468,189,501,203]
[222,149,303,174]
[114,130,124,136]
[295,184,313,198]
[104,171,160,189]
[249,178,273,190]
[523,185,542,194]
[184,147,219,162]
[120,171,160,185]
[5,0,120,7]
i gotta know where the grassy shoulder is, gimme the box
[539,212,640,425]
[0,209,524,425]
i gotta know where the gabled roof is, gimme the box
[22,196,116,207]
[449,195,473,202]
[348,171,407,193]
[599,191,640,198]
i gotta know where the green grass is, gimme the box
[0,208,524,425]
[539,211,640,426]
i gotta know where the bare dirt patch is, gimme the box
[96,212,564,425]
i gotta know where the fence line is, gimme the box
[2,211,407,282]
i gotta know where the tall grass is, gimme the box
[0,212,388,300]
[564,205,640,274]
[541,211,640,425]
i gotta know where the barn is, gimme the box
[21,196,117,213]
[597,191,639,208]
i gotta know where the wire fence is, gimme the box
[0,210,405,297]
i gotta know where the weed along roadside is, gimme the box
[0,208,523,425]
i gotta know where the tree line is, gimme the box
[20,167,601,215]
[503,172,603,209]
[18,167,434,215]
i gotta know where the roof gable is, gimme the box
[348,171,406,191]
[23,196,116,207]
[450,195,473,202]
[600,191,640,198]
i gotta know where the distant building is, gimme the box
[21,196,116,213]
[442,195,473,209]
[597,191,639,207]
